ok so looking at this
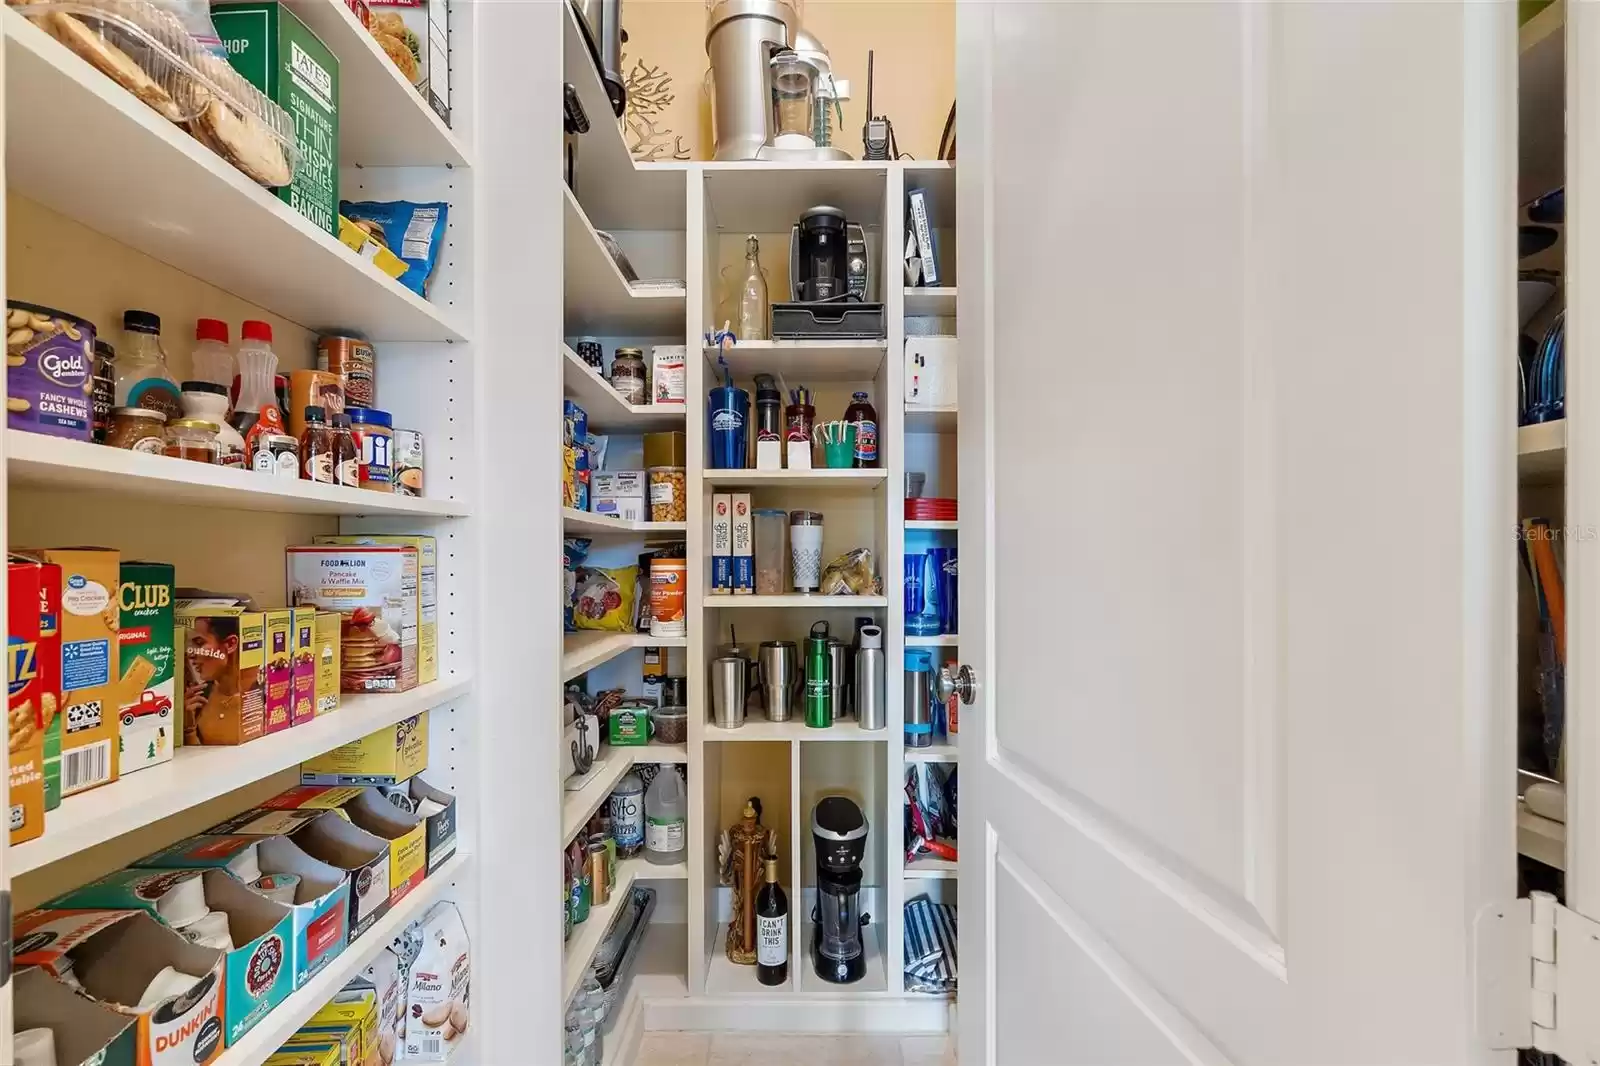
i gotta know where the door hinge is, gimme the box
[1477,891,1600,1063]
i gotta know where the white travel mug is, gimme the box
[15,1027,57,1066]
[789,510,824,592]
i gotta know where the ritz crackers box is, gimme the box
[8,557,58,844]
[22,547,121,803]
[117,561,176,776]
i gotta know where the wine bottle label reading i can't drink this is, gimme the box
[758,914,788,966]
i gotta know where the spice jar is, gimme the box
[300,405,335,483]
[164,418,221,464]
[610,347,647,405]
[348,407,394,491]
[317,333,376,409]
[106,407,167,452]
[648,466,687,522]
[330,413,360,488]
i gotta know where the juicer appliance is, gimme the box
[704,0,852,162]
[811,795,869,984]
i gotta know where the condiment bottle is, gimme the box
[738,234,770,341]
[844,391,879,467]
[91,340,115,443]
[330,413,360,488]
[114,310,181,419]
[190,318,234,388]
[300,405,335,484]
[230,320,281,437]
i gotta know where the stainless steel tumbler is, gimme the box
[855,625,886,730]
[711,656,748,729]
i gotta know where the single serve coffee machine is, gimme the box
[771,205,884,340]
[811,795,870,984]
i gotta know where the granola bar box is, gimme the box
[287,546,418,693]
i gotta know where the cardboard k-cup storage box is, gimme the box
[15,966,140,1066]
[262,785,426,907]
[14,907,226,1066]
[301,711,427,786]
[211,805,393,939]
[382,774,458,873]
[117,561,176,776]
[45,867,295,1044]
[8,555,59,844]
[287,545,419,694]
[18,548,122,803]
[135,832,351,989]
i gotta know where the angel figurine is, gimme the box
[719,797,777,964]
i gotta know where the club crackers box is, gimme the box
[213,2,340,235]
[118,561,176,776]
[7,556,58,844]
[18,547,121,803]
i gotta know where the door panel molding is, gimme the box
[996,844,1236,1066]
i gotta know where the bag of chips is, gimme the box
[340,200,450,297]
[563,538,590,632]
[573,565,637,632]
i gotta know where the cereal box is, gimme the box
[176,602,267,745]
[117,561,175,776]
[292,606,317,726]
[264,608,294,734]
[8,556,58,843]
[19,547,120,801]
[287,546,419,693]
[314,535,436,685]
[315,611,341,715]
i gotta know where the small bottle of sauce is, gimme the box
[300,405,334,484]
[330,413,360,488]
[844,391,879,468]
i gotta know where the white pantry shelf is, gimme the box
[562,632,686,683]
[283,0,470,167]
[2,9,469,343]
[701,593,888,609]
[631,743,688,765]
[563,859,639,1004]
[706,922,793,995]
[905,737,958,762]
[11,677,472,874]
[704,712,885,742]
[219,852,472,1064]
[1518,419,1565,483]
[699,161,891,234]
[906,520,957,532]
[1518,800,1565,871]
[9,431,470,517]
[794,919,888,996]
[563,508,687,537]
[563,346,688,432]
[704,469,888,489]
[562,755,633,845]
[564,186,686,335]
[702,340,887,381]
[904,857,958,879]
[906,634,959,647]
[905,406,958,434]
[904,287,957,317]
[560,2,685,230]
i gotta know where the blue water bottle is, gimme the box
[708,386,750,469]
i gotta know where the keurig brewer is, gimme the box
[811,795,869,983]
[772,205,884,339]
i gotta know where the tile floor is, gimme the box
[635,1032,954,1066]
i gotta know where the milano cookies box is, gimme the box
[8,556,58,844]
[117,562,176,776]
[19,547,120,803]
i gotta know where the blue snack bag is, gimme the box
[340,200,450,297]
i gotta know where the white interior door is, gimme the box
[955,2,1517,1063]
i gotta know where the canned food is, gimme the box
[587,842,610,905]
[317,333,377,408]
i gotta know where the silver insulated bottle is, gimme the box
[855,625,887,730]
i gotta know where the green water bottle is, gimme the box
[804,621,833,728]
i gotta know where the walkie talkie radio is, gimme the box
[863,51,893,161]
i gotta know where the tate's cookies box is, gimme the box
[21,547,120,803]
[8,556,59,844]
[117,561,176,776]
[212,3,340,235]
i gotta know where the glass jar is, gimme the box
[181,381,246,466]
[753,508,787,594]
[300,405,335,484]
[769,48,816,147]
[106,407,167,452]
[610,348,647,405]
[163,418,221,464]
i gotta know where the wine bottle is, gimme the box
[756,856,789,985]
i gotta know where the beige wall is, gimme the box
[621,0,954,162]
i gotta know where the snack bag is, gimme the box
[339,201,449,298]
[563,539,590,633]
[572,566,636,632]
[404,901,469,1061]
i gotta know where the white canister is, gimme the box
[15,1028,57,1066]
[789,510,824,592]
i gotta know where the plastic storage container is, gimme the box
[644,765,687,866]
[753,508,787,594]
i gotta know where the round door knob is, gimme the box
[935,664,978,706]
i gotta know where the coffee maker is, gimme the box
[811,795,869,983]
[772,206,881,339]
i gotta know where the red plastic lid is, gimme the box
[195,318,229,343]
[241,320,272,342]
